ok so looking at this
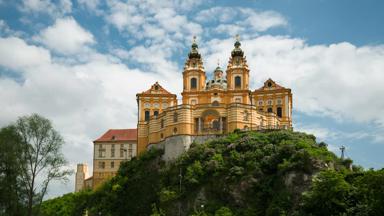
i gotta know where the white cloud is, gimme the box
[77,0,101,13]
[0,37,51,70]
[2,0,383,198]
[0,35,183,198]
[35,17,95,55]
[20,0,72,17]
[195,7,287,37]
[202,36,384,127]
[105,0,203,44]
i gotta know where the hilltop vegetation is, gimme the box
[40,130,384,216]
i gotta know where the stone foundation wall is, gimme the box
[148,134,225,161]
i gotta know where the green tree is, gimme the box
[15,114,72,216]
[301,171,352,215]
[215,207,234,216]
[0,125,27,215]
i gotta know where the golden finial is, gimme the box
[235,34,240,42]
[192,35,197,43]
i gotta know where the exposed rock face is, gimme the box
[149,134,225,161]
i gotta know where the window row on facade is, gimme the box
[97,144,135,159]
[97,160,119,169]
[145,110,179,122]
[189,76,242,89]
[257,99,283,106]
[257,107,283,118]
[144,102,169,109]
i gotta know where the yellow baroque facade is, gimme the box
[136,38,293,156]
[75,38,293,191]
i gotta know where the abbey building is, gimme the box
[75,38,293,190]
[136,38,292,159]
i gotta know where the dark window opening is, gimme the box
[154,85,159,90]
[145,111,150,121]
[173,112,178,122]
[194,118,199,132]
[212,101,219,106]
[161,119,164,128]
[277,107,282,118]
[267,107,273,113]
[154,111,159,117]
[191,78,197,89]
[235,76,241,88]
[267,82,272,87]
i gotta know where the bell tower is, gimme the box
[226,35,251,105]
[182,36,206,104]
[226,35,250,91]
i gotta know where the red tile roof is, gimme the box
[94,128,137,142]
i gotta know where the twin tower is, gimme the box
[136,38,293,160]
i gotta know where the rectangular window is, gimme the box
[173,112,178,122]
[128,144,133,159]
[120,144,125,158]
[194,118,199,132]
[111,144,115,157]
[277,107,283,118]
[111,149,115,157]
[98,144,105,158]
[111,161,114,168]
[98,161,105,169]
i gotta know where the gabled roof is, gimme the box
[94,129,137,142]
[255,78,288,91]
[139,82,174,95]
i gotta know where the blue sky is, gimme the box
[0,0,383,198]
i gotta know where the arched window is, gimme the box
[267,107,273,113]
[235,76,241,88]
[154,111,159,117]
[212,101,219,106]
[145,110,150,121]
[277,107,282,118]
[191,78,197,89]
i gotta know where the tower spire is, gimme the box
[231,34,244,57]
[188,35,201,59]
